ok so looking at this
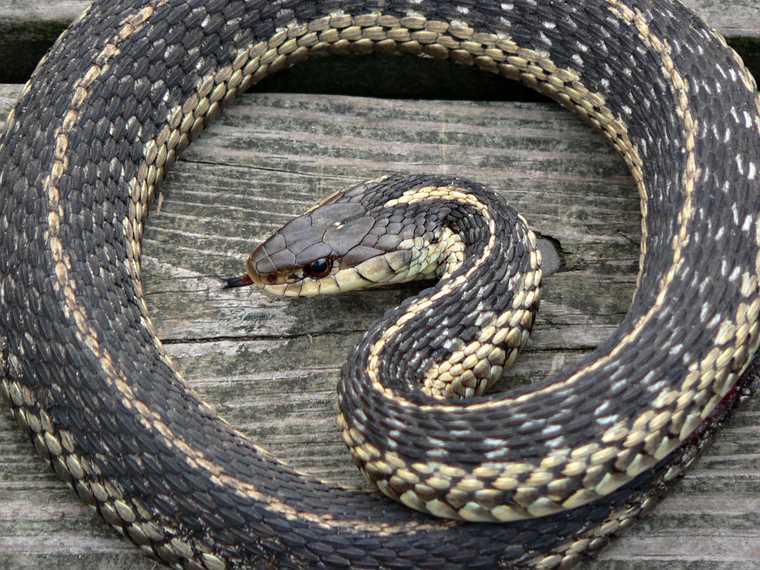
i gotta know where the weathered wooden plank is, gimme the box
[687,0,760,37]
[1,84,759,569]
[1,1,759,92]
[0,0,88,20]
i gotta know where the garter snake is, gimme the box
[2,0,760,568]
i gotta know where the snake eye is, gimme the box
[304,258,333,279]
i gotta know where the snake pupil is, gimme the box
[305,258,332,279]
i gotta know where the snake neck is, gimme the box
[340,175,542,401]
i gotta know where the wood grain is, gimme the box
[1,79,759,568]
[0,0,88,21]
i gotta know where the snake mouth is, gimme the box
[222,274,254,289]
[246,248,315,288]
[222,268,305,294]
[223,242,309,291]
[221,266,301,291]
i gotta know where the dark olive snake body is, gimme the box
[2,0,760,568]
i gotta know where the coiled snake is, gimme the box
[1,0,760,568]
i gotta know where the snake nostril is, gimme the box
[267,274,278,284]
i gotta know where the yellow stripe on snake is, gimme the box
[1,0,760,568]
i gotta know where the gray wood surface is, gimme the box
[0,1,88,21]
[1,75,760,569]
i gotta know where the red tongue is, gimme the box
[222,274,254,289]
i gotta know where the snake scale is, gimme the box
[2,0,760,568]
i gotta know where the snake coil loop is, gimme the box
[1,1,760,568]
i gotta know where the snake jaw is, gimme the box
[222,274,254,289]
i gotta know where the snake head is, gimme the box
[224,191,406,296]
[225,178,457,297]
[245,199,379,297]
